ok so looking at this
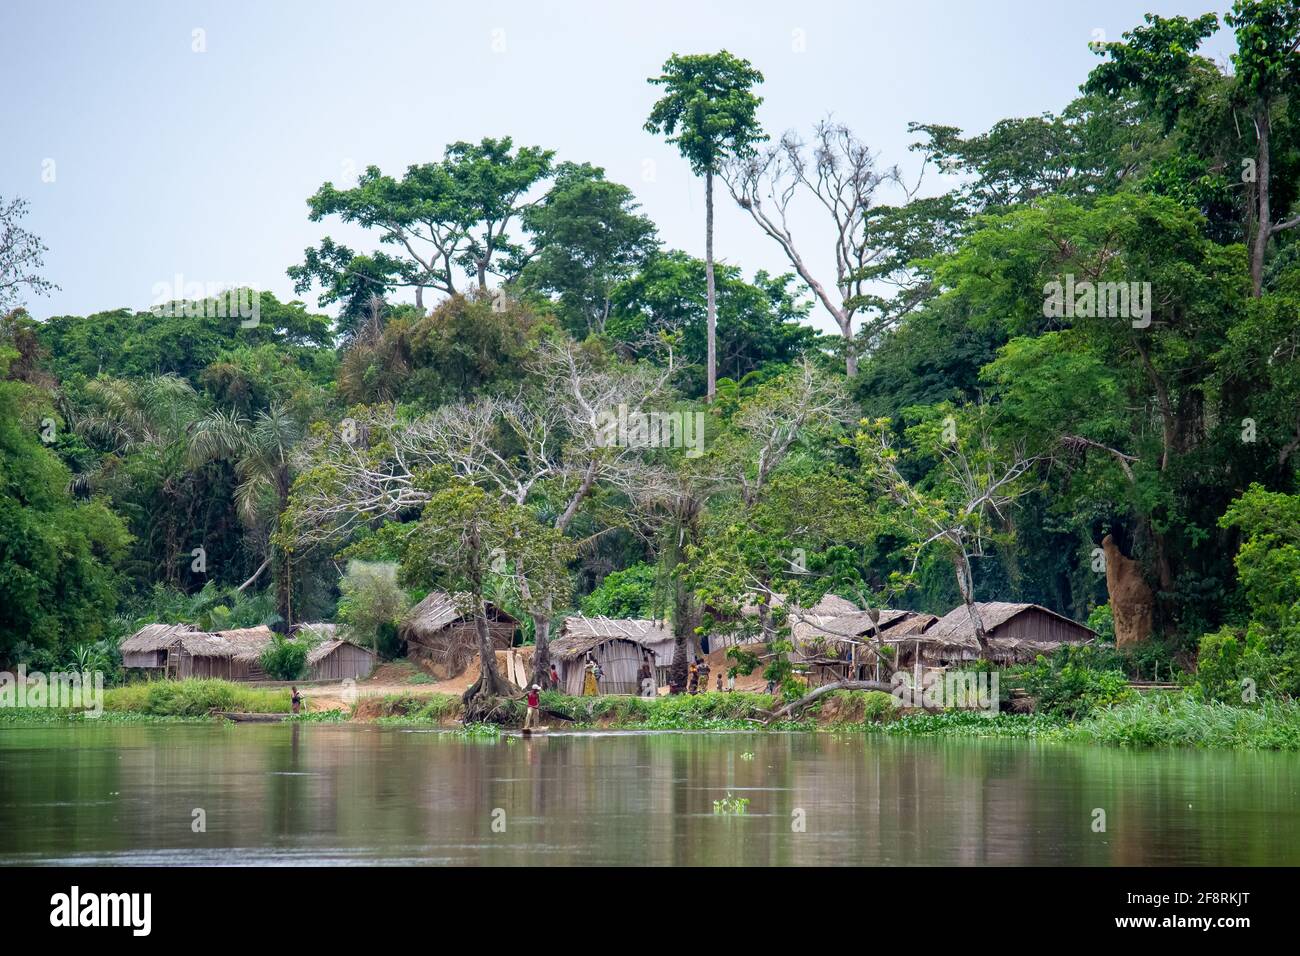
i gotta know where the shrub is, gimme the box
[336,560,410,659]
[259,633,308,681]
[580,562,660,618]
[1194,626,1275,703]
[1013,645,1132,718]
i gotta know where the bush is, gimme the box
[336,560,410,659]
[104,679,290,716]
[1194,626,1275,703]
[259,633,308,681]
[1067,694,1300,750]
[1013,645,1132,718]
[580,563,660,618]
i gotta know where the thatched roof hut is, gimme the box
[561,615,682,662]
[400,591,518,679]
[120,623,201,670]
[891,602,1096,666]
[558,614,686,688]
[306,638,377,682]
[171,626,277,680]
[550,622,647,695]
[788,607,940,685]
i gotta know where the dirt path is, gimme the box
[304,661,482,712]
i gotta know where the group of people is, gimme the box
[686,658,734,694]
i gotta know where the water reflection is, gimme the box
[0,725,1296,865]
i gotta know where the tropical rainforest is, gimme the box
[3,2,1299,713]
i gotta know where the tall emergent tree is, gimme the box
[645,51,766,401]
[291,137,554,313]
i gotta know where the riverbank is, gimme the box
[4,679,1299,750]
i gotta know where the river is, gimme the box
[1,724,1297,865]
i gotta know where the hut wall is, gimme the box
[407,620,514,678]
[122,650,166,669]
[309,645,377,681]
[557,639,645,695]
[990,608,1092,645]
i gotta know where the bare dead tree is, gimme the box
[723,120,927,376]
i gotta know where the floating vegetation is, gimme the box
[713,792,750,815]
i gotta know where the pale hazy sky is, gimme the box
[2,1,1232,334]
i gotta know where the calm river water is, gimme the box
[1,724,1297,865]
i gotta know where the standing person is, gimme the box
[290,686,302,715]
[697,658,711,695]
[583,656,599,696]
[727,670,736,693]
[716,673,723,692]
[687,660,699,695]
[548,663,560,691]
[638,654,656,698]
[524,683,541,730]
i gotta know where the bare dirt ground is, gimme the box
[304,659,481,712]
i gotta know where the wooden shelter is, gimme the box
[791,608,939,685]
[890,602,1096,668]
[306,638,377,681]
[400,591,518,679]
[120,623,201,671]
[557,615,688,688]
[167,626,276,680]
[550,621,647,695]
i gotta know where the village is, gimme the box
[117,592,1098,721]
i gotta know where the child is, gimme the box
[524,683,541,729]
[716,673,723,692]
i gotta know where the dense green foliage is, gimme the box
[2,6,1298,750]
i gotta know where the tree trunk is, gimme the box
[766,679,895,722]
[1251,106,1270,298]
[529,614,553,688]
[273,479,292,628]
[670,574,693,691]
[840,314,858,377]
[705,169,717,403]
[953,548,989,656]
[461,601,518,720]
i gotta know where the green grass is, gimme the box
[104,679,291,717]
[1060,693,1300,750]
[869,709,1066,739]
[370,693,464,724]
[536,691,787,730]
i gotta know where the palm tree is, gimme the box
[646,51,765,402]
[76,375,205,583]
[188,403,304,625]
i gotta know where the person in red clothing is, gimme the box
[548,663,560,690]
[524,683,541,730]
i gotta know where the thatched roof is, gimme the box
[401,590,518,638]
[306,638,375,666]
[898,602,1096,662]
[790,608,933,663]
[559,614,671,646]
[202,626,276,662]
[740,592,860,619]
[120,622,200,653]
[549,631,646,662]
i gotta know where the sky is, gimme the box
[2,0,1235,334]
